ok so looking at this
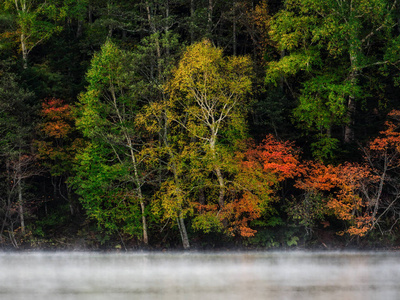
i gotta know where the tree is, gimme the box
[294,161,376,237]
[165,40,253,237]
[361,110,400,234]
[36,98,83,215]
[72,141,145,243]
[0,0,67,68]
[266,0,400,158]
[74,40,152,244]
[0,63,38,246]
[226,134,301,237]
[289,111,400,238]
[168,39,252,209]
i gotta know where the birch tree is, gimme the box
[74,41,152,245]
[166,40,252,232]
[0,0,67,68]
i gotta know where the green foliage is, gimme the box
[267,0,400,157]
[0,61,38,244]
[294,75,357,130]
[288,191,327,230]
[265,51,320,85]
[73,40,151,241]
[71,142,143,238]
[310,136,340,161]
[0,0,400,249]
[76,40,138,138]
[0,0,72,67]
[153,178,195,221]
[0,62,36,164]
[192,212,223,234]
[247,225,300,248]
[33,204,70,237]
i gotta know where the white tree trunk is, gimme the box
[178,215,190,249]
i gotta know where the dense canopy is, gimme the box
[0,0,400,250]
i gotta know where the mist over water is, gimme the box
[0,251,399,300]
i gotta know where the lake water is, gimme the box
[0,251,399,299]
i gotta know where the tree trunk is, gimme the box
[232,0,237,56]
[111,86,149,245]
[215,166,225,208]
[344,95,356,143]
[17,0,28,69]
[128,138,148,245]
[210,138,225,208]
[1,164,12,241]
[139,194,149,245]
[345,29,359,144]
[233,12,237,55]
[21,33,28,69]
[171,162,191,249]
[107,1,113,37]
[344,70,357,144]
[88,5,93,23]
[177,215,190,249]
[129,145,148,245]
[145,1,162,82]
[76,20,83,38]
[18,181,24,235]
[17,157,25,234]
[67,184,74,215]
[280,50,285,90]
[327,125,332,138]
[190,0,195,43]
[163,114,191,249]
[165,0,170,57]
[208,0,213,39]
[199,188,205,205]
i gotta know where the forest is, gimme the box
[0,0,400,250]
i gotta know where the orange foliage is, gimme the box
[40,98,73,139]
[194,194,262,237]
[41,98,72,120]
[221,135,301,237]
[245,134,301,182]
[223,192,263,237]
[42,121,72,139]
[368,110,400,162]
[294,111,400,236]
[329,163,377,236]
[235,133,388,237]
[36,98,82,176]
[200,111,400,238]
[295,162,338,191]
[296,161,377,236]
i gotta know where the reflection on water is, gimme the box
[0,251,399,299]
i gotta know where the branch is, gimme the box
[361,0,398,46]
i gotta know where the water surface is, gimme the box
[0,251,399,299]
